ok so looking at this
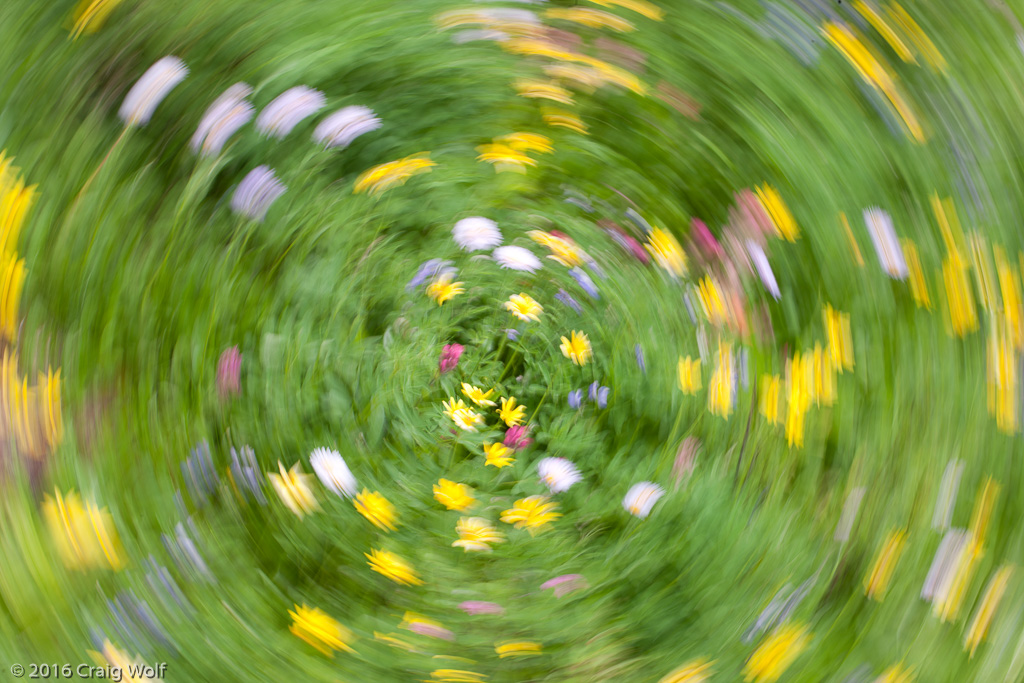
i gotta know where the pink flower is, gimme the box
[691,218,722,259]
[673,437,700,489]
[541,574,588,598]
[439,344,464,373]
[409,622,455,640]
[503,424,533,451]
[735,189,774,239]
[458,601,505,616]
[217,346,241,397]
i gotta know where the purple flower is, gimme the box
[313,105,381,148]
[505,328,520,341]
[231,166,286,222]
[439,344,464,373]
[182,441,218,505]
[458,601,505,616]
[503,424,533,451]
[568,389,583,409]
[230,446,266,504]
[588,382,609,408]
[540,574,588,597]
[407,259,454,292]
[217,346,241,397]
[635,344,646,373]
[191,83,254,157]
[569,267,600,299]
[555,289,582,313]
[255,86,325,139]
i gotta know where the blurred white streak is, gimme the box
[119,56,189,127]
[834,486,865,543]
[933,459,964,531]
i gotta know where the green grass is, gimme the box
[2,0,1024,681]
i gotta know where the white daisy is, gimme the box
[864,208,908,279]
[451,29,509,44]
[191,83,254,157]
[231,166,286,222]
[256,86,326,139]
[313,106,382,148]
[309,447,358,498]
[623,481,664,519]
[746,240,780,299]
[537,457,582,493]
[453,217,503,251]
[119,56,189,127]
[493,245,542,272]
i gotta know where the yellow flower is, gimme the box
[498,396,527,426]
[0,153,36,255]
[987,325,1019,434]
[707,341,734,419]
[824,305,854,372]
[968,233,999,314]
[433,479,475,512]
[853,0,915,62]
[476,143,537,173]
[543,64,605,90]
[355,489,398,531]
[43,490,126,571]
[759,375,781,424]
[501,495,561,532]
[366,548,423,586]
[839,212,864,267]
[755,185,798,241]
[876,665,915,683]
[442,397,470,420]
[902,239,931,309]
[885,2,947,73]
[453,408,485,432]
[678,356,701,394]
[426,274,464,306]
[495,641,542,658]
[943,251,978,337]
[453,517,506,552]
[70,0,124,38]
[934,538,983,622]
[496,132,553,155]
[542,109,588,134]
[864,529,907,600]
[785,354,811,448]
[969,478,1000,548]
[0,250,26,343]
[289,604,355,656]
[462,383,496,407]
[964,565,1013,657]
[587,0,664,21]
[429,670,488,682]
[697,276,728,327]
[90,641,148,683]
[354,154,435,195]
[659,658,715,683]
[995,246,1023,350]
[38,367,63,448]
[560,331,593,366]
[544,7,635,31]
[504,293,543,322]
[513,80,575,105]
[743,623,811,683]
[646,227,687,277]
[375,631,417,652]
[269,462,319,518]
[483,442,515,469]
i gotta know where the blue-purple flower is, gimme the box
[556,289,582,313]
[568,389,583,409]
[506,328,520,341]
[407,259,455,292]
[635,344,646,373]
[588,382,609,408]
[570,267,600,299]
[231,166,286,222]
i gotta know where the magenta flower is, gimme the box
[541,574,588,598]
[439,344,464,373]
[409,622,455,640]
[503,424,533,451]
[692,218,722,259]
[217,346,241,397]
[458,601,505,616]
